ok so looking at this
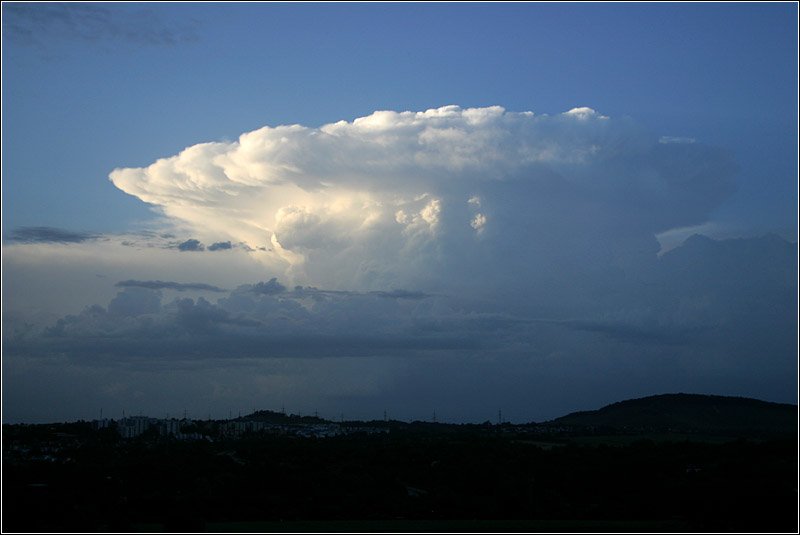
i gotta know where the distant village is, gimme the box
[97,412,570,442]
[3,409,582,466]
[97,413,389,441]
[103,414,385,441]
[2,411,395,466]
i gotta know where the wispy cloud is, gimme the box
[286,287,432,300]
[3,3,198,48]
[235,280,433,300]
[557,319,707,346]
[6,226,98,244]
[115,280,227,293]
[658,136,696,144]
[369,289,430,300]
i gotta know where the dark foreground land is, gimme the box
[3,395,798,532]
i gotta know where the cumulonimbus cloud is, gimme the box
[110,105,737,291]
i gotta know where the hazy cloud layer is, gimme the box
[3,234,796,422]
[110,106,737,292]
[2,232,282,319]
[6,235,794,369]
[8,281,483,362]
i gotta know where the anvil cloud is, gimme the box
[110,106,737,292]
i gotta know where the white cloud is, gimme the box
[110,105,737,294]
[659,136,696,144]
[470,213,487,233]
[563,106,608,120]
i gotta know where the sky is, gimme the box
[2,2,798,424]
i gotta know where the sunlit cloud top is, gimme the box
[110,105,737,290]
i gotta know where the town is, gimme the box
[4,409,398,463]
[108,413,377,441]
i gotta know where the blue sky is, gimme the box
[3,2,796,236]
[2,3,797,423]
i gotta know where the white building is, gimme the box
[117,416,154,439]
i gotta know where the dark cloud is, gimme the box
[6,226,98,244]
[107,287,162,318]
[208,241,233,251]
[172,297,262,331]
[177,239,204,252]
[4,234,795,422]
[8,290,478,363]
[3,3,198,48]
[116,280,227,293]
[249,278,287,296]
[113,231,196,250]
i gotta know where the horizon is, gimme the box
[5,390,797,427]
[2,3,798,425]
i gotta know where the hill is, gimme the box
[549,393,797,438]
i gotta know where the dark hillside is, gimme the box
[550,393,797,437]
